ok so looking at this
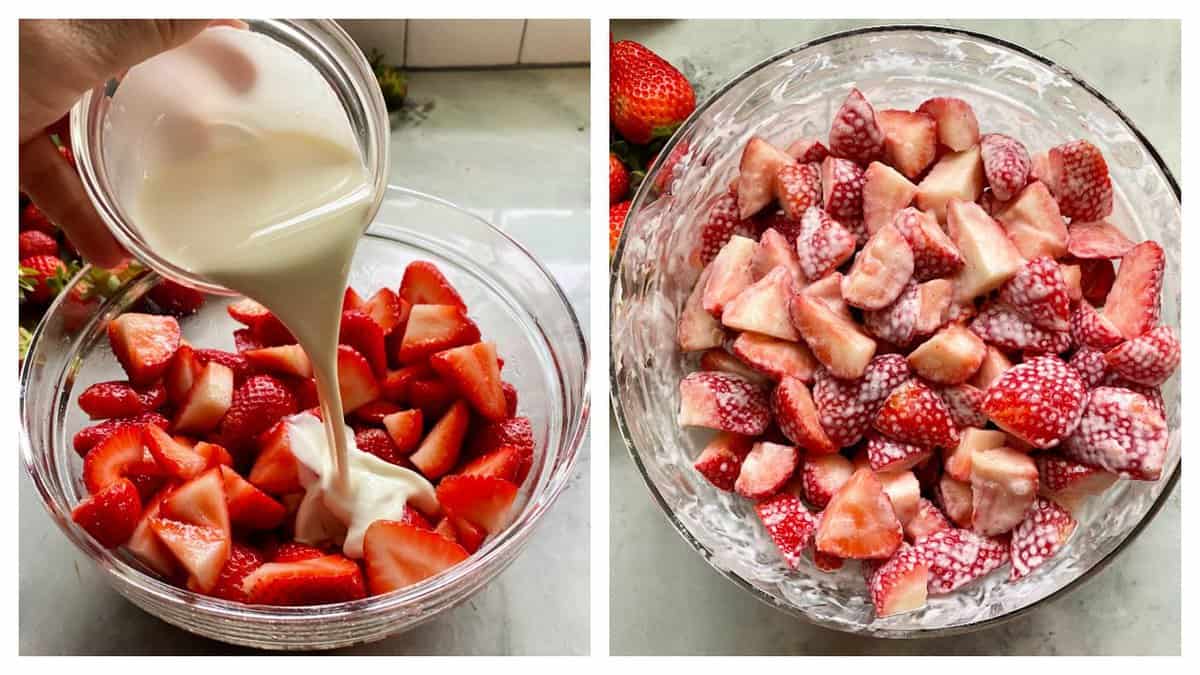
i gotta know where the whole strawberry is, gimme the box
[20,254,67,304]
[18,230,58,259]
[610,153,630,204]
[148,278,205,316]
[610,200,632,256]
[610,40,695,144]
[20,202,56,235]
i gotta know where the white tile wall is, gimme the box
[520,19,589,64]
[336,19,406,65]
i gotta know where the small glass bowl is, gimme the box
[21,186,590,650]
[69,18,391,296]
[610,25,1180,638]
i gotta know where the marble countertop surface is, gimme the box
[20,66,590,655]
[609,19,1179,656]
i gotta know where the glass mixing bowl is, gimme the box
[21,186,589,650]
[610,25,1180,638]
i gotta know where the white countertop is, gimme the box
[19,66,590,655]
[609,19,1180,656]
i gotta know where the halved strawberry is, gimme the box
[1068,220,1134,259]
[815,469,903,559]
[677,371,771,436]
[875,110,937,179]
[106,313,181,385]
[399,260,467,310]
[1061,386,1168,480]
[730,331,816,383]
[382,408,424,454]
[756,492,819,569]
[692,432,754,491]
[873,379,959,449]
[363,520,470,595]
[773,162,822,221]
[868,544,929,617]
[916,147,985,223]
[217,374,298,449]
[737,137,795,218]
[428,342,506,421]
[906,324,986,385]
[1104,325,1180,386]
[82,426,153,494]
[946,198,1023,303]
[733,442,798,499]
[904,498,951,542]
[801,453,853,509]
[1102,240,1165,340]
[721,266,800,341]
[218,465,286,531]
[1009,497,1076,581]
[828,88,884,164]
[795,206,856,282]
[248,421,303,495]
[841,224,915,310]
[678,265,727,353]
[396,304,483,365]
[911,528,1007,594]
[981,355,1086,449]
[820,157,866,222]
[862,161,918,233]
[437,474,518,534]
[144,425,208,481]
[173,361,234,435]
[244,344,313,379]
[969,446,1038,536]
[970,302,1071,355]
[1036,453,1117,500]
[242,554,366,605]
[71,477,141,548]
[937,474,974,528]
[916,97,980,152]
[335,345,382,413]
[865,431,930,473]
[126,491,179,576]
[771,376,837,455]
[1044,139,1113,221]
[979,133,1031,202]
[788,292,877,380]
[693,190,761,267]
[410,400,471,479]
[702,235,758,317]
[942,427,1006,482]
[812,354,910,448]
[363,287,409,335]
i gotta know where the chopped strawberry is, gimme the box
[336,310,387,377]
[802,272,852,319]
[820,157,866,222]
[946,199,1023,303]
[771,376,837,455]
[737,137,795,218]
[363,520,469,595]
[217,374,297,450]
[215,466,285,531]
[144,425,208,480]
[942,427,1006,482]
[362,287,409,336]
[160,468,230,533]
[678,265,727,353]
[904,498,951,542]
[938,383,988,429]
[1102,240,1165,340]
[1104,325,1180,386]
[1044,139,1113,221]
[462,442,526,483]
[396,304,482,365]
[353,427,404,466]
[467,415,533,460]
[720,267,800,341]
[911,528,1007,594]
[868,544,929,617]
[693,190,761,267]
[800,453,853,509]
[335,344,382,413]
[968,346,1013,391]
[873,379,959,449]
[81,426,154,494]
[702,235,758,317]
[773,162,823,221]
[916,147,985,222]
[733,442,798,500]
[71,478,141,548]
[244,344,313,379]
[77,380,164,420]
[828,88,885,164]
[242,554,366,605]
[125,491,179,576]
[382,408,424,454]
[226,298,294,345]
[890,207,964,282]
[1060,263,1083,303]
[981,355,1086,448]
[677,371,771,436]
[730,332,817,383]
[172,360,235,436]
[73,412,168,457]
[399,260,467,311]
[815,469,903,559]
[194,348,254,384]
[916,97,980,151]
[343,287,366,313]
[410,400,471,479]
[380,363,433,403]
[106,313,181,385]
[751,227,804,286]
[149,516,232,592]
[861,161,918,233]
[756,492,819,569]
[969,446,1038,536]
[1067,347,1109,389]
[698,349,768,384]
[936,474,974,528]
[1061,386,1168,480]
[878,110,938,179]
[969,302,1071,355]
[811,354,910,448]
[248,422,302,495]
[233,328,268,354]
[208,543,266,602]
[147,279,205,317]
[692,432,754,491]
[1078,257,1117,306]
[785,137,829,163]
[1008,497,1076,581]
[979,134,1031,202]
[270,541,327,563]
[862,281,920,347]
[1036,453,1117,499]
[876,469,921,525]
[906,324,986,385]
[997,257,1071,332]
[1068,220,1135,259]
[437,474,518,534]
[408,378,458,419]
[164,344,201,405]
[795,206,856,282]
[789,292,877,380]
[991,181,1068,261]
[841,223,914,311]
[865,431,931,473]
[428,342,506,421]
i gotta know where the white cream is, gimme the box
[286,414,438,558]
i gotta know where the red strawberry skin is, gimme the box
[71,478,142,548]
[20,254,67,304]
[218,375,298,450]
[1045,139,1113,221]
[813,354,911,448]
[610,40,696,144]
[1104,325,1180,386]
[610,153,630,204]
[19,230,58,259]
[828,88,884,164]
[610,200,632,256]
[981,355,1086,449]
[872,379,959,449]
[73,412,169,456]
[1061,386,1168,480]
[756,493,819,569]
[694,191,759,266]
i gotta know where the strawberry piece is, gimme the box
[915,279,955,341]
[916,147,985,222]
[147,279,204,317]
[363,520,469,595]
[337,310,387,377]
[164,344,200,405]
[820,157,866,222]
[411,376,457,418]
[399,260,466,311]
[429,341,506,421]
[916,97,980,151]
[699,349,768,384]
[694,190,760,267]
[997,257,1071,332]
[353,427,404,466]
[336,344,382,413]
[194,348,254,384]
[890,207,964,282]
[1044,139,1113,221]
[1104,325,1180,386]
[462,442,525,483]
[868,544,929,617]
[1060,263,1083,303]
[218,374,297,449]
[772,376,837,455]
[1061,386,1168,480]
[271,541,326,563]
[242,554,366,605]
[876,469,921,526]
[789,292,877,380]
[82,426,156,494]
[410,400,471,479]
[786,138,829,163]
[969,346,1013,391]
[382,409,424,454]
[737,137,795,218]
[380,363,432,403]
[801,453,853,509]
[150,517,231,592]
[78,380,162,419]
[1078,257,1117,306]
[161,468,230,532]
[467,416,533,461]
[73,412,168,457]
[1067,220,1135,259]
[721,267,801,342]
[938,383,988,429]
[751,228,804,286]
[936,474,974,527]
[437,474,518,534]
[18,229,58,258]
[904,498,951,542]
[795,206,856,282]
[1009,497,1076,580]
[756,492,819,569]
[734,442,798,499]
[946,199,1022,304]
[812,354,910,448]
[692,432,754,491]
[876,109,938,179]
[195,441,233,468]
[911,528,1007,594]
[71,478,141,548]
[106,313,181,385]
[802,272,852,319]
[677,371,771,436]
[969,302,1071,355]
[363,287,409,336]
[907,323,986,386]
[815,469,903,559]
[1036,453,1117,499]
[942,427,1006,482]
[969,446,1038,536]
[873,379,959,449]
[232,328,268,354]
[248,422,303,495]
[828,88,885,164]
[991,181,1069,261]
[1102,240,1165,340]
[861,162,918,234]
[678,265,727,352]
[702,235,758,317]
[981,355,1086,449]
[396,304,482,365]
[244,344,313,379]
[226,298,294,346]
[144,425,208,481]
[865,431,931,473]
[862,281,920,347]
[208,543,266,602]
[773,162,823,221]
[218,465,286,531]
[841,223,914,310]
[343,287,366,313]
[730,332,817,383]
[126,491,178,576]
[1067,347,1109,388]
[979,133,1031,202]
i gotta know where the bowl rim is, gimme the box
[21,183,591,628]
[609,22,1181,639]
